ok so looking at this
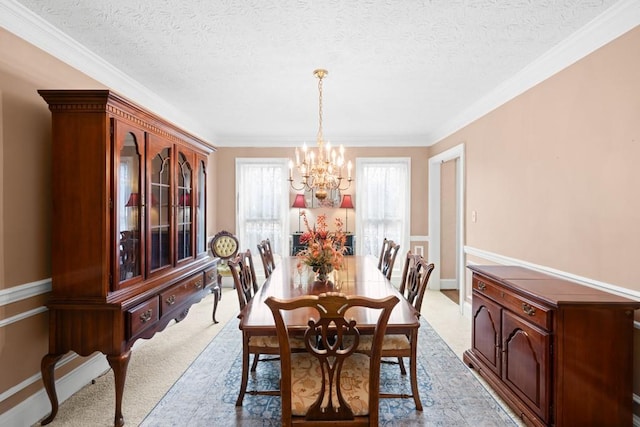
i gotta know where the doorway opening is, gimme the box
[428,143,465,313]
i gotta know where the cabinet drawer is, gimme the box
[204,266,218,287]
[474,276,551,330]
[127,297,160,338]
[160,274,205,315]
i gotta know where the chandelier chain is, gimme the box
[317,74,323,147]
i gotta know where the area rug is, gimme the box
[141,317,517,426]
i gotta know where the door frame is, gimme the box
[428,143,465,312]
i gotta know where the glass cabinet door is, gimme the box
[114,122,143,287]
[196,157,207,255]
[177,150,194,262]
[148,136,172,273]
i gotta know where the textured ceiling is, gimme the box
[5,0,626,146]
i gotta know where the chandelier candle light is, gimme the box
[288,69,353,200]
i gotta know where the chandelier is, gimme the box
[288,69,352,200]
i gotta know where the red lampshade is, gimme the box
[125,192,139,207]
[340,194,354,209]
[292,194,306,208]
[179,192,191,207]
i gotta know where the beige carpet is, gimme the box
[37,289,239,427]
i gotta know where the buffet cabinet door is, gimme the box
[470,292,502,376]
[502,310,551,423]
[113,120,145,290]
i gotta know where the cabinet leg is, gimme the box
[212,285,221,324]
[40,353,64,425]
[107,351,131,427]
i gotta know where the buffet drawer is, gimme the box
[127,297,160,338]
[160,274,205,315]
[473,275,550,330]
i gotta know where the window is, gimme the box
[355,158,410,265]
[236,159,289,257]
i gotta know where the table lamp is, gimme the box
[339,194,354,233]
[292,194,307,233]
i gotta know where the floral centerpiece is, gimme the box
[297,211,348,282]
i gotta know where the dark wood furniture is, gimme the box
[464,265,640,427]
[292,233,355,255]
[377,238,400,280]
[265,292,399,426]
[229,249,283,406]
[381,251,434,407]
[209,230,240,310]
[239,256,419,336]
[38,90,217,427]
[209,230,239,322]
[257,239,276,279]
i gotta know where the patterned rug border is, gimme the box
[141,315,517,426]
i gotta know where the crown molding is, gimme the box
[428,0,640,146]
[0,0,212,143]
[2,0,638,148]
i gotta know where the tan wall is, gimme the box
[430,25,640,409]
[0,29,106,413]
[432,26,640,291]
[440,159,456,279]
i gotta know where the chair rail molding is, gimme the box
[465,245,640,301]
[0,278,50,307]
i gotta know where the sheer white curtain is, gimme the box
[236,159,289,257]
[355,158,410,264]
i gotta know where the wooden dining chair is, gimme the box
[209,230,239,322]
[265,292,399,426]
[377,238,400,281]
[228,249,280,406]
[256,238,276,279]
[356,251,434,410]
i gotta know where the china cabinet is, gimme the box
[38,90,217,426]
[464,265,640,426]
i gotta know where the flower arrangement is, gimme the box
[297,211,348,279]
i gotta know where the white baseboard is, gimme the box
[0,354,109,427]
[439,279,457,290]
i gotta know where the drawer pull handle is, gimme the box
[194,279,203,289]
[478,281,486,291]
[139,309,153,323]
[166,295,176,305]
[522,303,536,316]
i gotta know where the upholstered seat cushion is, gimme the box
[355,334,410,351]
[249,335,306,349]
[289,352,371,417]
[218,263,231,277]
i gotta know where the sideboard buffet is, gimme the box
[464,265,640,426]
[38,90,218,426]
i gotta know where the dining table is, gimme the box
[238,255,420,337]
